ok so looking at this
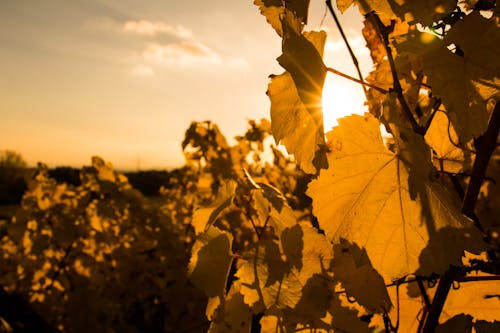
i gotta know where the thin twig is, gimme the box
[326,67,388,94]
[325,0,368,98]
[366,12,425,135]
[456,274,500,283]
[423,99,442,134]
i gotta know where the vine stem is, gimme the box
[420,268,458,333]
[325,0,368,98]
[461,102,500,221]
[326,67,388,93]
[366,12,426,135]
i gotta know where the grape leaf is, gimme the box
[436,314,473,333]
[192,181,236,235]
[337,0,456,25]
[278,24,326,131]
[188,227,234,299]
[253,0,308,36]
[208,290,252,333]
[268,30,327,173]
[337,0,397,20]
[307,114,483,279]
[424,110,466,173]
[475,320,500,333]
[327,293,374,333]
[396,12,500,141]
[236,239,302,312]
[252,187,297,237]
[332,239,392,313]
[236,224,331,312]
[441,278,500,323]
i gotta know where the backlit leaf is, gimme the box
[441,278,500,323]
[192,181,236,235]
[268,30,327,173]
[236,224,331,313]
[396,13,500,141]
[253,0,308,36]
[332,239,391,313]
[436,314,473,333]
[188,227,234,299]
[307,114,484,279]
[424,110,466,173]
[337,0,456,25]
[208,290,252,333]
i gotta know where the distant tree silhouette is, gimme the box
[0,150,28,205]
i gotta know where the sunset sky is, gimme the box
[0,0,372,170]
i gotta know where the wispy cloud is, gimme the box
[124,19,248,75]
[123,20,192,39]
[143,41,222,67]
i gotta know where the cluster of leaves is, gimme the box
[187,0,500,332]
[0,119,309,332]
[0,157,208,332]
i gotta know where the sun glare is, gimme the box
[322,73,367,132]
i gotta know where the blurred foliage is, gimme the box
[0,119,309,332]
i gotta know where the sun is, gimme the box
[322,73,367,132]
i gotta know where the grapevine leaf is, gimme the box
[384,282,428,332]
[236,225,331,312]
[236,239,302,312]
[332,239,392,313]
[259,314,280,332]
[208,291,252,333]
[307,114,484,279]
[192,181,236,235]
[253,0,309,36]
[475,320,500,333]
[252,188,297,237]
[337,0,397,20]
[328,293,373,333]
[436,314,473,333]
[288,274,333,327]
[337,0,456,25]
[267,73,323,174]
[396,13,500,141]
[424,110,465,173]
[268,30,327,173]
[281,224,333,278]
[441,278,500,323]
[188,227,234,299]
[278,25,326,134]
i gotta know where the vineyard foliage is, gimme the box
[0,0,499,332]
[0,120,311,332]
[187,0,500,332]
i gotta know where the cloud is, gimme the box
[130,64,155,77]
[142,41,248,69]
[124,19,248,73]
[123,20,192,39]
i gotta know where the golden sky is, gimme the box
[0,0,371,170]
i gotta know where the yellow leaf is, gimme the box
[307,114,484,279]
[192,181,236,235]
[396,13,500,141]
[188,227,234,299]
[441,277,500,323]
[425,110,465,173]
[332,239,392,313]
[268,30,327,173]
[253,0,308,36]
